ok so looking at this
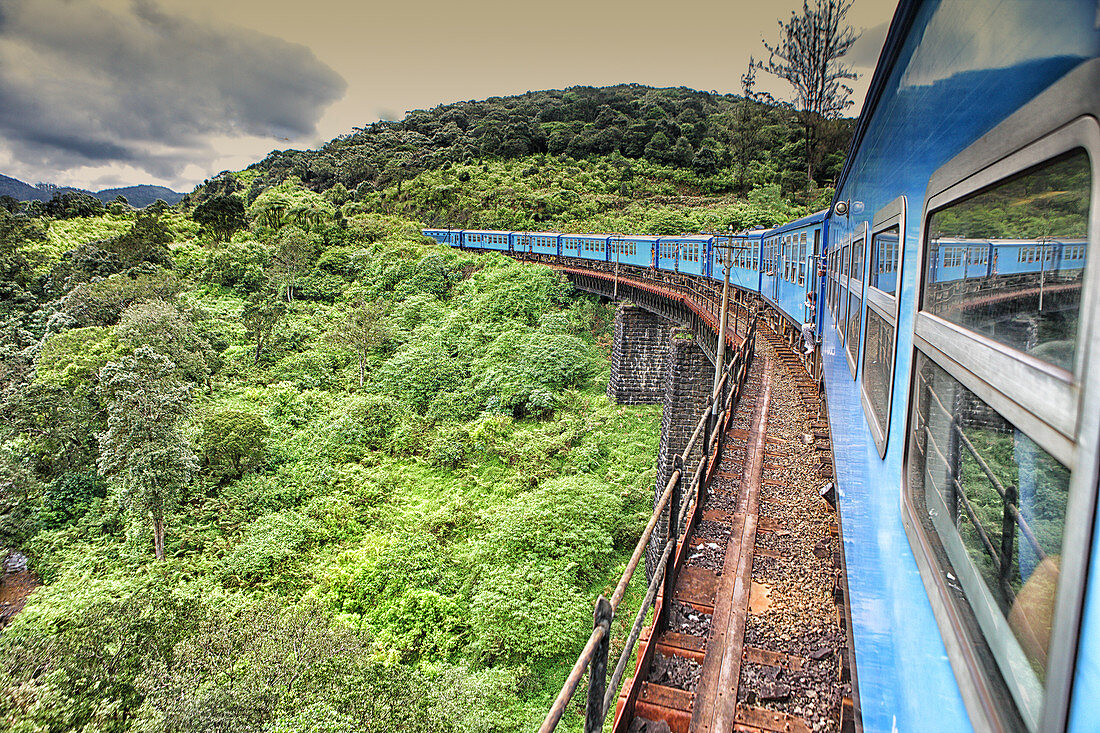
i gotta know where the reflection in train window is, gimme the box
[846,238,865,372]
[863,309,894,440]
[870,225,900,294]
[908,353,1070,730]
[924,149,1090,372]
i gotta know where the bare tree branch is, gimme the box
[757,0,860,183]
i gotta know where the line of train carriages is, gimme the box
[424,220,1087,342]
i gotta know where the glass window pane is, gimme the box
[852,237,865,284]
[862,308,894,437]
[871,225,901,294]
[846,288,862,363]
[924,150,1090,372]
[908,353,1071,729]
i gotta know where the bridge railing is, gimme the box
[540,313,759,733]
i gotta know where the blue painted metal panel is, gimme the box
[823,1,1100,731]
[657,236,713,278]
[515,232,561,256]
[614,236,658,269]
[463,229,511,252]
[568,234,610,263]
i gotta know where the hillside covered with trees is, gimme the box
[0,81,850,732]
[187,85,852,214]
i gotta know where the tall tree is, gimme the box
[272,225,315,302]
[97,347,196,560]
[192,194,246,241]
[117,299,217,387]
[758,0,859,183]
[242,291,286,365]
[733,58,775,194]
[327,298,390,387]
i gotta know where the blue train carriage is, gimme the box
[562,233,611,263]
[609,234,658,269]
[758,210,825,326]
[515,231,562,257]
[714,229,766,295]
[655,235,713,277]
[423,228,463,247]
[461,229,511,252]
[821,2,1100,731]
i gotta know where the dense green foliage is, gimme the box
[0,83,848,732]
[186,85,851,210]
[0,184,669,733]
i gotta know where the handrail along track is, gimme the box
[540,315,760,733]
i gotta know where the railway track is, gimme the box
[615,324,852,733]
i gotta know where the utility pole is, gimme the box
[712,228,734,396]
[613,234,622,299]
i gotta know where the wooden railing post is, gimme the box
[660,456,684,630]
[585,595,613,733]
[999,484,1018,599]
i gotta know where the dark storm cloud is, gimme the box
[0,0,346,177]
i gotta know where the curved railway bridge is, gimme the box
[485,251,857,733]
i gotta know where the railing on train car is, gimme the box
[914,371,1047,604]
[540,314,760,733]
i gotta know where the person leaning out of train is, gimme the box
[801,291,816,355]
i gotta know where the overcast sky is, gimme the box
[0,0,895,193]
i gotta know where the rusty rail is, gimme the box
[540,314,759,733]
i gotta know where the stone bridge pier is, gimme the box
[607,304,671,404]
[606,301,713,580]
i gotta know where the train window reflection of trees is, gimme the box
[908,354,1069,729]
[924,150,1090,372]
[862,309,893,439]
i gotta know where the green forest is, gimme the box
[0,85,844,732]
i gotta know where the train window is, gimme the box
[799,233,807,286]
[845,234,866,376]
[907,353,1070,730]
[904,99,1100,732]
[924,149,1089,373]
[828,250,838,325]
[862,198,906,455]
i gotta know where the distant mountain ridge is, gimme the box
[0,174,184,207]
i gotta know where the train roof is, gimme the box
[763,208,829,235]
[831,0,921,206]
[655,234,714,242]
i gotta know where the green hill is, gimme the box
[0,84,850,733]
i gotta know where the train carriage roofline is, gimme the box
[766,208,829,234]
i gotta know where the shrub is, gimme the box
[373,343,463,413]
[470,563,588,664]
[479,475,618,583]
[61,271,182,327]
[317,394,402,461]
[38,471,107,529]
[195,410,270,483]
[221,510,322,583]
[517,331,593,391]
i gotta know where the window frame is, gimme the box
[861,197,906,457]
[843,225,867,376]
[836,238,851,341]
[901,65,1100,733]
